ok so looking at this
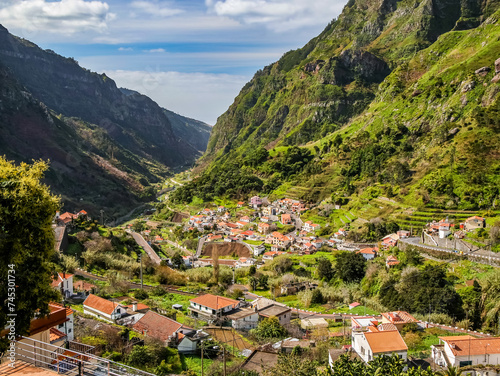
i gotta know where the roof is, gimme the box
[364,330,408,353]
[349,302,361,308]
[357,247,378,255]
[301,317,329,329]
[190,294,239,310]
[125,303,150,311]
[83,294,122,315]
[329,349,361,363]
[49,327,67,343]
[439,336,500,357]
[73,280,96,291]
[225,308,257,320]
[51,272,73,287]
[378,323,398,331]
[258,305,291,317]
[240,351,278,373]
[282,339,312,348]
[381,311,418,324]
[466,216,485,222]
[132,311,182,342]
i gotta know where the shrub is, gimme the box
[134,289,149,300]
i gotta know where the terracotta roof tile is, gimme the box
[364,330,408,353]
[440,336,500,357]
[132,311,182,342]
[190,294,239,310]
[83,294,123,315]
[49,327,67,342]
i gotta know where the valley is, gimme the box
[2,0,500,375]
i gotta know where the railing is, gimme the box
[9,336,156,376]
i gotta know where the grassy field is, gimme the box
[243,239,263,246]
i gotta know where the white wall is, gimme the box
[445,343,500,367]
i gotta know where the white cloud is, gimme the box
[144,48,166,53]
[206,0,345,31]
[107,70,249,125]
[0,0,114,37]
[130,1,184,17]
[118,46,133,51]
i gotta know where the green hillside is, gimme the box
[173,0,500,211]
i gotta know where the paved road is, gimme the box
[195,236,206,258]
[128,231,163,265]
[400,237,500,265]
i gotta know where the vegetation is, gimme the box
[0,158,59,354]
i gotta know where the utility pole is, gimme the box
[201,340,204,376]
[223,347,226,376]
[138,254,143,289]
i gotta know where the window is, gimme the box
[68,329,72,333]
[459,361,472,367]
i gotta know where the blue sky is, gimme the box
[0,0,347,124]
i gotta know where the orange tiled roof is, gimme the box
[49,327,67,342]
[51,272,73,288]
[83,294,122,315]
[357,247,378,254]
[74,280,96,291]
[132,311,182,342]
[364,330,408,353]
[382,311,418,324]
[440,336,500,357]
[190,294,239,310]
[378,323,398,331]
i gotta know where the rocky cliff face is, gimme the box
[176,0,500,210]
[0,25,207,169]
[202,0,500,166]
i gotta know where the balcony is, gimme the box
[1,336,155,376]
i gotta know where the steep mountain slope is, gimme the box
[0,24,206,169]
[0,25,211,215]
[174,0,500,210]
[120,88,212,153]
[0,63,159,215]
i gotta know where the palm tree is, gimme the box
[436,365,462,376]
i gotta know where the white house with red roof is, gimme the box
[380,311,419,331]
[465,216,486,231]
[51,272,74,298]
[386,255,400,268]
[266,231,291,249]
[432,335,500,367]
[83,294,126,322]
[258,222,270,234]
[188,294,241,321]
[302,221,321,232]
[217,205,226,213]
[132,311,186,345]
[281,214,292,225]
[357,247,378,260]
[352,327,408,363]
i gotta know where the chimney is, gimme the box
[132,302,138,312]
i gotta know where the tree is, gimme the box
[171,251,184,269]
[249,276,258,291]
[311,289,324,304]
[251,317,288,340]
[0,158,60,355]
[262,354,323,376]
[335,251,367,283]
[317,257,334,281]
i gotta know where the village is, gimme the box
[15,195,497,376]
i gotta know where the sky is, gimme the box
[0,0,347,124]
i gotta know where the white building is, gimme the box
[83,294,125,322]
[352,328,407,363]
[51,272,74,298]
[188,294,241,321]
[226,308,260,330]
[431,336,500,368]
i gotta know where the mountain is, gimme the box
[174,0,500,210]
[0,25,211,215]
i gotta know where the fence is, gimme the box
[9,336,156,376]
